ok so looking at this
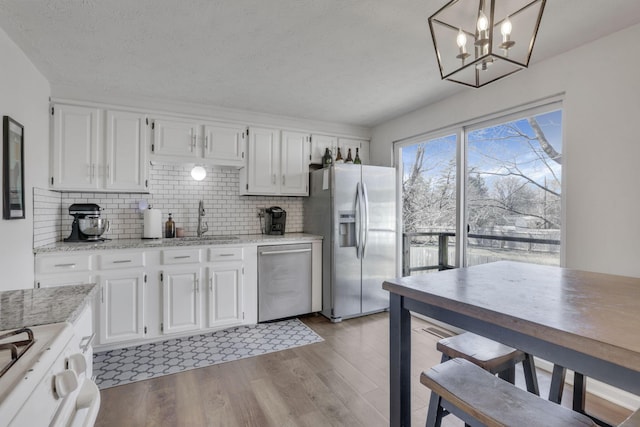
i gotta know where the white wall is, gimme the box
[0,26,50,290]
[371,23,640,278]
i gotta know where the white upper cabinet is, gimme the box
[50,103,149,192]
[151,117,201,159]
[203,122,246,166]
[243,127,281,194]
[310,134,338,165]
[281,130,311,195]
[338,137,370,164]
[151,117,247,167]
[51,104,101,190]
[105,110,148,191]
[241,127,310,196]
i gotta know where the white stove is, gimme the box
[0,322,100,427]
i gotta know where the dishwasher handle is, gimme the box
[260,248,312,255]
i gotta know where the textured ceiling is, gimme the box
[1,1,640,127]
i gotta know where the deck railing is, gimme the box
[402,231,561,276]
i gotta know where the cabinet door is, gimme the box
[105,110,148,191]
[281,131,310,195]
[207,264,244,328]
[162,267,201,334]
[338,137,370,164]
[310,134,338,165]
[152,118,201,159]
[246,127,280,194]
[203,122,246,166]
[51,104,100,190]
[99,272,145,344]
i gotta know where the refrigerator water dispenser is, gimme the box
[338,211,356,247]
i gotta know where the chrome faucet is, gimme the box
[197,200,208,237]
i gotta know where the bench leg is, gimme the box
[497,366,516,384]
[573,372,586,412]
[522,354,540,396]
[425,392,444,427]
[549,365,566,404]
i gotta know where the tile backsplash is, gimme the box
[33,164,304,246]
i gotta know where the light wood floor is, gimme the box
[95,313,632,426]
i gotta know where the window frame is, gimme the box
[393,96,565,270]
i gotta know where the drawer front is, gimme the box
[209,247,243,262]
[99,251,145,270]
[35,253,92,274]
[162,248,201,265]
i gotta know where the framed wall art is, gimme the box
[3,116,25,219]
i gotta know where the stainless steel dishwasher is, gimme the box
[258,243,312,322]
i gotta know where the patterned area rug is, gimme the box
[93,318,323,389]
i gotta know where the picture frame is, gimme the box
[3,116,25,219]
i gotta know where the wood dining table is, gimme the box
[383,260,640,427]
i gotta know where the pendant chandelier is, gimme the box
[428,0,546,88]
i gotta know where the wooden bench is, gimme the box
[421,358,597,427]
[436,332,539,395]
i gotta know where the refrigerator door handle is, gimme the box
[355,182,361,259]
[362,182,370,258]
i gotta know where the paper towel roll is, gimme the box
[143,208,162,239]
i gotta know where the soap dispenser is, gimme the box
[165,213,176,238]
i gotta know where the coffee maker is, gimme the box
[64,203,110,242]
[264,206,286,235]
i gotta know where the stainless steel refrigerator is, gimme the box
[304,164,396,322]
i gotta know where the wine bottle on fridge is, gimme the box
[345,148,353,164]
[335,147,344,163]
[354,147,361,164]
[322,147,333,168]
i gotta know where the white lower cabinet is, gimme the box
[34,239,321,350]
[161,267,202,334]
[207,263,243,328]
[99,271,145,344]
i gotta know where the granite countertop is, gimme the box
[33,232,322,254]
[0,284,97,331]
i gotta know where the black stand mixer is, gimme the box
[64,203,110,242]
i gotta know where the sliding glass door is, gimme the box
[398,131,459,275]
[466,108,562,267]
[396,101,563,274]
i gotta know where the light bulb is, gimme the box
[499,16,515,51]
[191,165,206,181]
[456,30,467,48]
[501,17,512,37]
[477,11,489,32]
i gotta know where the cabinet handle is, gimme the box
[106,164,111,180]
[282,175,285,185]
[194,278,199,293]
[54,263,76,268]
[205,135,209,150]
[217,253,235,257]
[91,164,96,181]
[173,255,191,259]
[272,174,276,184]
[209,276,213,292]
[79,333,95,353]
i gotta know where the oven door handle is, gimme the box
[79,333,95,353]
[50,378,101,427]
